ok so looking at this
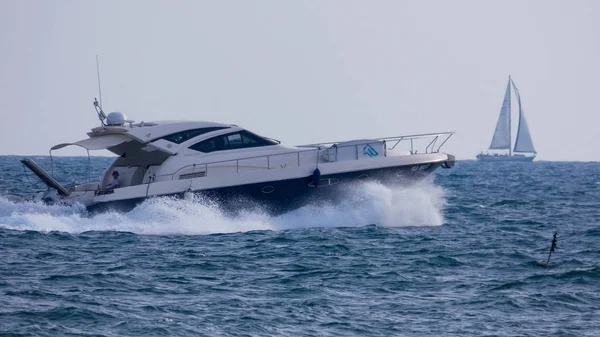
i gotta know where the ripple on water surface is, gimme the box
[0,159,599,336]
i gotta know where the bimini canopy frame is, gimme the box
[49,134,132,185]
[51,134,131,151]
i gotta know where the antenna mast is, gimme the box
[96,55,103,107]
[94,55,107,125]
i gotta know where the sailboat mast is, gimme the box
[508,76,512,157]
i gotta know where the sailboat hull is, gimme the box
[476,154,535,162]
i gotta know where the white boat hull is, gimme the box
[476,154,534,162]
[83,153,454,214]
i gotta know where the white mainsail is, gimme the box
[511,80,536,153]
[489,79,512,150]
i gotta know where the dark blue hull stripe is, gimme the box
[86,163,442,214]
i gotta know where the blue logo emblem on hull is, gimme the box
[363,144,379,157]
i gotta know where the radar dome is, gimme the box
[106,112,127,126]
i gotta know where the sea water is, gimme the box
[1,156,599,336]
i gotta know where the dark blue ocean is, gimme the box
[1,156,599,336]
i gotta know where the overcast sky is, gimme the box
[1,0,599,161]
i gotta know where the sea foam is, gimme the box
[0,180,445,235]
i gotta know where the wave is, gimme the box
[0,180,446,235]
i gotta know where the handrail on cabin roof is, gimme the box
[167,132,454,178]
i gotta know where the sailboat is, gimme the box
[476,76,536,162]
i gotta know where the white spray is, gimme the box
[0,180,446,235]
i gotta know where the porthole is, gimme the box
[262,186,275,194]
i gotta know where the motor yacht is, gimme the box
[22,102,455,214]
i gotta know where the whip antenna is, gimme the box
[94,55,107,125]
[96,55,103,107]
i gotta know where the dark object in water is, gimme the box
[546,232,558,264]
[537,232,558,268]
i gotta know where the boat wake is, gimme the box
[0,180,446,235]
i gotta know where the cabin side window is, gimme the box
[160,127,229,144]
[188,130,276,153]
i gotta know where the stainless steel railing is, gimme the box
[164,132,453,180]
[301,132,453,154]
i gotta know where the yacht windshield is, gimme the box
[160,127,230,144]
[189,130,277,153]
